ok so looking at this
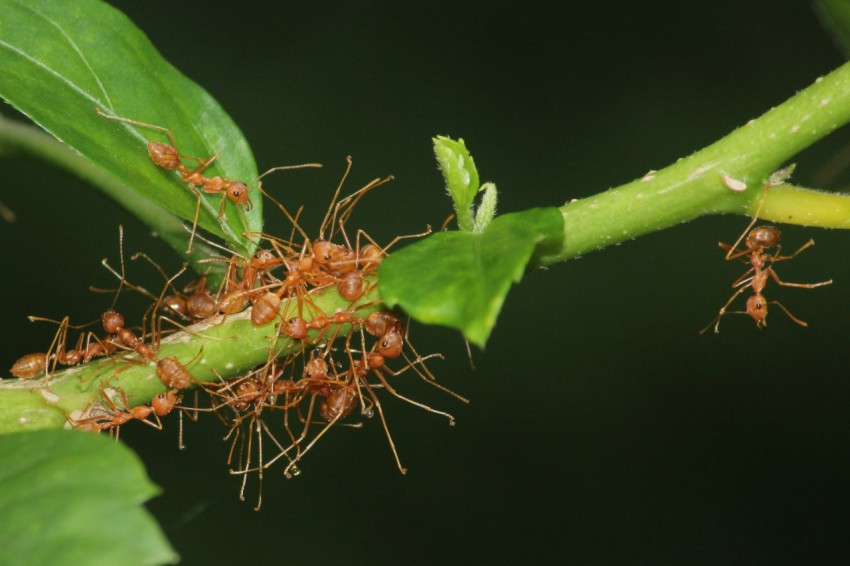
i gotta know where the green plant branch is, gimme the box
[7,55,850,419]
[0,283,382,434]
[535,62,850,266]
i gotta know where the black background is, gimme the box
[3,2,850,564]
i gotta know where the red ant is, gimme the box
[702,215,832,333]
[96,108,254,253]
[76,386,180,437]
[156,346,205,391]
[10,316,117,380]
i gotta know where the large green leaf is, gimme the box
[0,0,261,255]
[0,430,177,565]
[378,207,565,347]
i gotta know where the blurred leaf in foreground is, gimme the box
[0,430,177,566]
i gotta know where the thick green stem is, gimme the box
[536,62,850,265]
[0,284,381,434]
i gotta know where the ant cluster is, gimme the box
[8,111,467,509]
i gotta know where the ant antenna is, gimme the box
[110,225,127,310]
[258,163,323,180]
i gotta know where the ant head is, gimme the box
[227,182,252,209]
[253,248,277,267]
[151,390,177,416]
[746,293,768,326]
[283,317,307,340]
[378,324,404,359]
[312,240,336,265]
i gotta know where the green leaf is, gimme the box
[0,114,226,278]
[378,207,565,347]
[0,430,177,565]
[472,182,498,233]
[433,136,480,231]
[815,0,850,59]
[0,0,261,255]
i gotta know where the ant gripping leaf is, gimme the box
[0,0,262,256]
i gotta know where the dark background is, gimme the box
[3,1,850,564]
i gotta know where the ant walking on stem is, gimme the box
[702,181,833,333]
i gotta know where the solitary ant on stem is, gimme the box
[702,175,833,333]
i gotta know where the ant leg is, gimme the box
[700,285,749,334]
[258,163,323,179]
[729,268,756,289]
[185,153,220,178]
[232,398,309,477]
[95,108,180,149]
[186,185,204,254]
[398,350,469,403]
[370,367,456,425]
[96,108,214,166]
[334,175,394,237]
[723,187,769,260]
[718,241,754,263]
[771,239,816,262]
[768,300,808,327]
[318,156,354,240]
[767,268,833,289]
[280,409,343,478]
[359,380,407,475]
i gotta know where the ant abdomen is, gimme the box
[10,353,49,380]
[319,386,358,421]
[251,292,281,327]
[147,141,181,170]
[746,226,780,250]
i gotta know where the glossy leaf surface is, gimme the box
[379,207,564,347]
[0,0,260,254]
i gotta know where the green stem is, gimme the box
[536,61,850,265]
[0,284,381,433]
[0,113,223,278]
[757,183,850,227]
